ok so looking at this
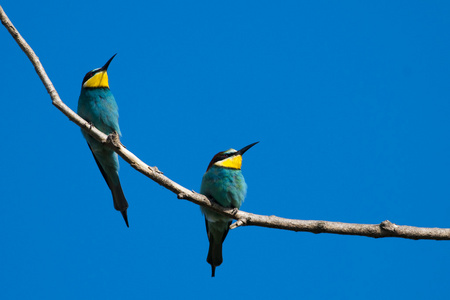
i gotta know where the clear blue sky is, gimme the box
[1,1,450,299]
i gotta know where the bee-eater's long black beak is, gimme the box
[238,142,259,156]
[101,53,117,71]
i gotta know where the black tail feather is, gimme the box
[205,219,232,277]
[87,143,129,227]
[121,210,129,227]
[111,180,129,227]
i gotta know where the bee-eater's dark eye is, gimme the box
[82,71,95,85]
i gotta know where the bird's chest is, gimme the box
[202,168,247,208]
[78,89,119,134]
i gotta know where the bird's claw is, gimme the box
[107,132,122,148]
[230,208,239,216]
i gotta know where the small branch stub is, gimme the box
[380,220,397,233]
[151,166,162,174]
[230,218,248,230]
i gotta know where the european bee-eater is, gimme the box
[200,142,258,277]
[77,54,129,227]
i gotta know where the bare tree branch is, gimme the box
[2,5,450,241]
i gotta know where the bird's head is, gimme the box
[81,54,117,89]
[206,142,259,171]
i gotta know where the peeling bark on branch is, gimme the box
[2,5,450,241]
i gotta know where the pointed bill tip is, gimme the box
[238,141,259,156]
[121,210,129,228]
[101,53,117,71]
[211,266,216,277]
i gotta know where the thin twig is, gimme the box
[2,5,450,240]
